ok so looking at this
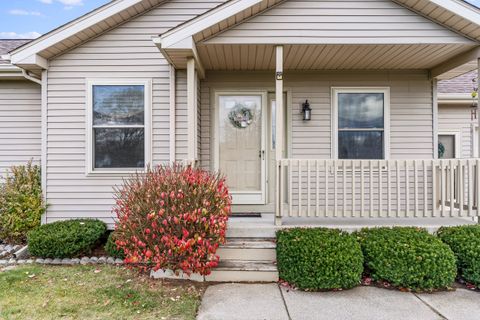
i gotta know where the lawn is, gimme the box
[0,264,205,320]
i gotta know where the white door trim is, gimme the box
[438,130,462,158]
[213,90,268,205]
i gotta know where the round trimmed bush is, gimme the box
[27,219,107,258]
[355,227,456,290]
[437,225,480,286]
[276,228,363,290]
[113,164,231,275]
[104,231,125,259]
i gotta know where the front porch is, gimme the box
[159,0,480,228]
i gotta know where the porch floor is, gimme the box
[226,214,477,238]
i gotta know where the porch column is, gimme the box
[187,57,196,163]
[275,45,284,226]
[478,58,480,158]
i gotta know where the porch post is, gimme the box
[275,45,284,226]
[478,58,480,158]
[187,57,196,164]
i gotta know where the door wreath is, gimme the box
[228,103,254,129]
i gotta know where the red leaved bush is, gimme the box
[113,164,231,275]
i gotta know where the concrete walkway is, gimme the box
[197,284,480,320]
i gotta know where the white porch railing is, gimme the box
[276,159,480,223]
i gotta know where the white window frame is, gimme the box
[332,87,390,160]
[438,130,461,159]
[86,78,152,175]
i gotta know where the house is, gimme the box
[1,0,480,281]
[438,70,478,159]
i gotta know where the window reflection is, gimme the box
[94,128,145,168]
[337,92,385,159]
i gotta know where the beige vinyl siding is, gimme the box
[438,105,475,158]
[200,70,434,171]
[0,80,41,179]
[205,0,473,45]
[45,0,225,227]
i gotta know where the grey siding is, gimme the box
[0,80,41,179]
[206,0,471,44]
[200,70,434,170]
[45,0,225,227]
[438,105,475,158]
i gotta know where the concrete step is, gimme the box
[218,238,276,261]
[206,260,278,282]
[227,216,277,238]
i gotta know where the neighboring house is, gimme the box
[0,40,41,179]
[1,0,480,230]
[438,70,478,159]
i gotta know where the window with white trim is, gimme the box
[87,80,151,172]
[333,88,389,159]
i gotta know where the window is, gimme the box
[438,132,460,159]
[333,88,389,159]
[87,80,151,173]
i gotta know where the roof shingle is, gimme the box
[0,39,32,64]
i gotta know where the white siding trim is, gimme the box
[433,79,439,159]
[41,70,48,224]
[85,78,152,175]
[169,65,176,163]
[331,87,391,160]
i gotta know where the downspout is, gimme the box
[21,69,42,85]
[169,64,176,163]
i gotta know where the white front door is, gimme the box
[216,92,267,204]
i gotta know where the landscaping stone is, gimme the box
[52,258,62,265]
[71,258,80,265]
[17,259,26,264]
[114,258,123,265]
[0,254,126,267]
[0,245,5,251]
[61,259,71,265]
[36,258,44,264]
[44,258,52,264]
[97,256,106,264]
[14,246,29,259]
[4,245,13,252]
[106,257,115,264]
[80,257,90,265]
[8,258,16,265]
[90,257,98,263]
[26,259,34,264]
[0,260,7,266]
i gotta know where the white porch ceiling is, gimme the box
[197,43,476,71]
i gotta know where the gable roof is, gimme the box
[160,0,480,49]
[439,70,477,94]
[10,0,167,65]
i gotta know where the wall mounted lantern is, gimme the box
[302,100,312,121]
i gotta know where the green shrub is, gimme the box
[437,225,480,286]
[104,231,125,259]
[0,162,46,244]
[27,219,107,258]
[355,227,456,290]
[276,228,363,290]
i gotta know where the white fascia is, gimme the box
[159,0,263,49]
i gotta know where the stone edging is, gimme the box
[0,256,124,266]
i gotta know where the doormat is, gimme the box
[230,212,262,218]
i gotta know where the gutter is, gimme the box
[438,93,475,104]
[0,63,42,84]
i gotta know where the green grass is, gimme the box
[0,265,204,320]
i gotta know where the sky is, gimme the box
[0,0,110,39]
[0,0,479,39]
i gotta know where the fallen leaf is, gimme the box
[94,269,102,274]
